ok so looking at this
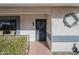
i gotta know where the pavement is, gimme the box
[28,41,52,55]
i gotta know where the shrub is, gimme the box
[0,35,28,55]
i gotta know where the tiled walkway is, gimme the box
[28,42,52,55]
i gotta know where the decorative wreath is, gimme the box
[63,13,79,28]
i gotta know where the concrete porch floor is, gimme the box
[28,41,52,55]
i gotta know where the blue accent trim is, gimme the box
[52,36,79,42]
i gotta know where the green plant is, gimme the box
[0,35,28,55]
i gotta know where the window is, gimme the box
[0,17,17,35]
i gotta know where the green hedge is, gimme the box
[0,36,28,55]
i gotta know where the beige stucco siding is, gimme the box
[0,7,50,14]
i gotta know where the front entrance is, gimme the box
[36,19,46,41]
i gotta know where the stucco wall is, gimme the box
[46,14,52,50]
[20,14,47,41]
[0,14,50,42]
[52,7,79,35]
[0,7,51,42]
[51,7,79,52]
[0,7,50,14]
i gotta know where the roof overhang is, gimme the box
[0,3,79,7]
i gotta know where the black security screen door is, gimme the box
[36,19,46,41]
